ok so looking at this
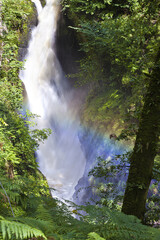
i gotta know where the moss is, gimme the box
[81,88,126,136]
[40,0,46,7]
[18,1,38,60]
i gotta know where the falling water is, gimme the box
[20,0,86,200]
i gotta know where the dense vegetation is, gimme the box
[61,0,160,222]
[0,0,160,239]
[62,0,160,135]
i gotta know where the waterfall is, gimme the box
[20,0,86,200]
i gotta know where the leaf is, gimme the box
[0,217,47,240]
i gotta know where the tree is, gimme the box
[122,48,160,221]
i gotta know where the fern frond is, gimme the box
[81,205,160,240]
[35,204,54,223]
[17,217,54,235]
[0,216,47,240]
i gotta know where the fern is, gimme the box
[18,216,54,236]
[0,216,47,240]
[1,194,160,240]
[79,205,160,240]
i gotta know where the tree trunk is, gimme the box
[122,49,160,221]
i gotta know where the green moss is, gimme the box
[82,88,126,136]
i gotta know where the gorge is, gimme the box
[20,0,127,204]
[1,0,160,238]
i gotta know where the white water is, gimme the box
[20,0,86,200]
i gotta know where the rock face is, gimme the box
[18,3,38,61]
[56,12,83,79]
[40,0,46,7]
[73,127,127,205]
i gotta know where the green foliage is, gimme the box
[87,151,160,222]
[2,0,33,31]
[0,216,47,240]
[62,0,160,139]
[1,194,160,240]
[73,204,160,240]
[0,0,51,179]
[62,0,131,18]
[87,153,129,209]
[1,0,34,109]
[81,87,126,135]
[0,107,51,178]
